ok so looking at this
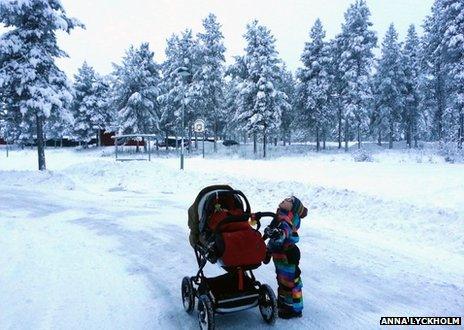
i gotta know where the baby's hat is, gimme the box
[292,196,308,218]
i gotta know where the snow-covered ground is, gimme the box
[1,147,463,329]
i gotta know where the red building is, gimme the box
[99,131,115,146]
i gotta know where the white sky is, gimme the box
[8,0,436,76]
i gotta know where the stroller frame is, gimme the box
[192,245,262,313]
[182,186,278,329]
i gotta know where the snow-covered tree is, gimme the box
[338,0,377,150]
[421,0,447,141]
[279,67,296,146]
[0,99,23,143]
[44,98,73,146]
[224,56,248,142]
[72,62,97,144]
[72,62,112,146]
[235,20,289,157]
[178,30,202,148]
[442,0,464,147]
[0,0,82,169]
[296,19,332,151]
[197,13,226,152]
[91,75,113,142]
[327,37,345,149]
[112,43,161,136]
[158,34,181,147]
[0,108,12,153]
[159,30,201,150]
[402,25,422,148]
[373,24,406,149]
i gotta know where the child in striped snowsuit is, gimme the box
[266,196,308,319]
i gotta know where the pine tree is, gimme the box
[279,67,296,146]
[112,43,161,137]
[158,30,200,151]
[197,13,226,152]
[44,98,73,147]
[338,0,377,150]
[296,19,332,151]
[72,62,112,146]
[373,24,406,149]
[223,77,241,140]
[72,62,97,145]
[178,30,202,150]
[421,0,447,141]
[224,57,248,142]
[158,34,181,148]
[236,20,289,157]
[442,0,464,147]
[402,25,422,148]
[90,75,113,144]
[0,0,82,169]
[327,37,345,149]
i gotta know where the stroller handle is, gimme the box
[251,212,277,233]
[252,212,277,221]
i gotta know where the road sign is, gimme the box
[193,119,206,133]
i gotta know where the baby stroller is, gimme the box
[182,185,278,329]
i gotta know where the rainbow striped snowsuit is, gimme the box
[268,210,303,314]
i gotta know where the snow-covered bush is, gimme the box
[438,142,464,163]
[352,148,373,162]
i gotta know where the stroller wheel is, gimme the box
[182,276,195,314]
[197,294,215,330]
[258,284,277,325]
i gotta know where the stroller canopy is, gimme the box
[188,185,250,248]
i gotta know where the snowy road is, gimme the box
[1,149,463,329]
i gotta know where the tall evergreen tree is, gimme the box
[197,13,226,152]
[402,25,422,148]
[236,20,289,157]
[224,56,248,143]
[373,24,406,149]
[421,0,447,141]
[72,62,112,146]
[279,67,296,146]
[338,0,377,150]
[296,19,332,151]
[44,97,73,146]
[158,34,181,148]
[327,37,345,149]
[91,75,113,143]
[112,43,161,136]
[442,0,464,147]
[158,30,200,150]
[0,0,82,170]
[179,30,202,150]
[72,62,97,145]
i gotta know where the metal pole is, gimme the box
[202,131,205,158]
[115,137,118,161]
[181,103,184,170]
